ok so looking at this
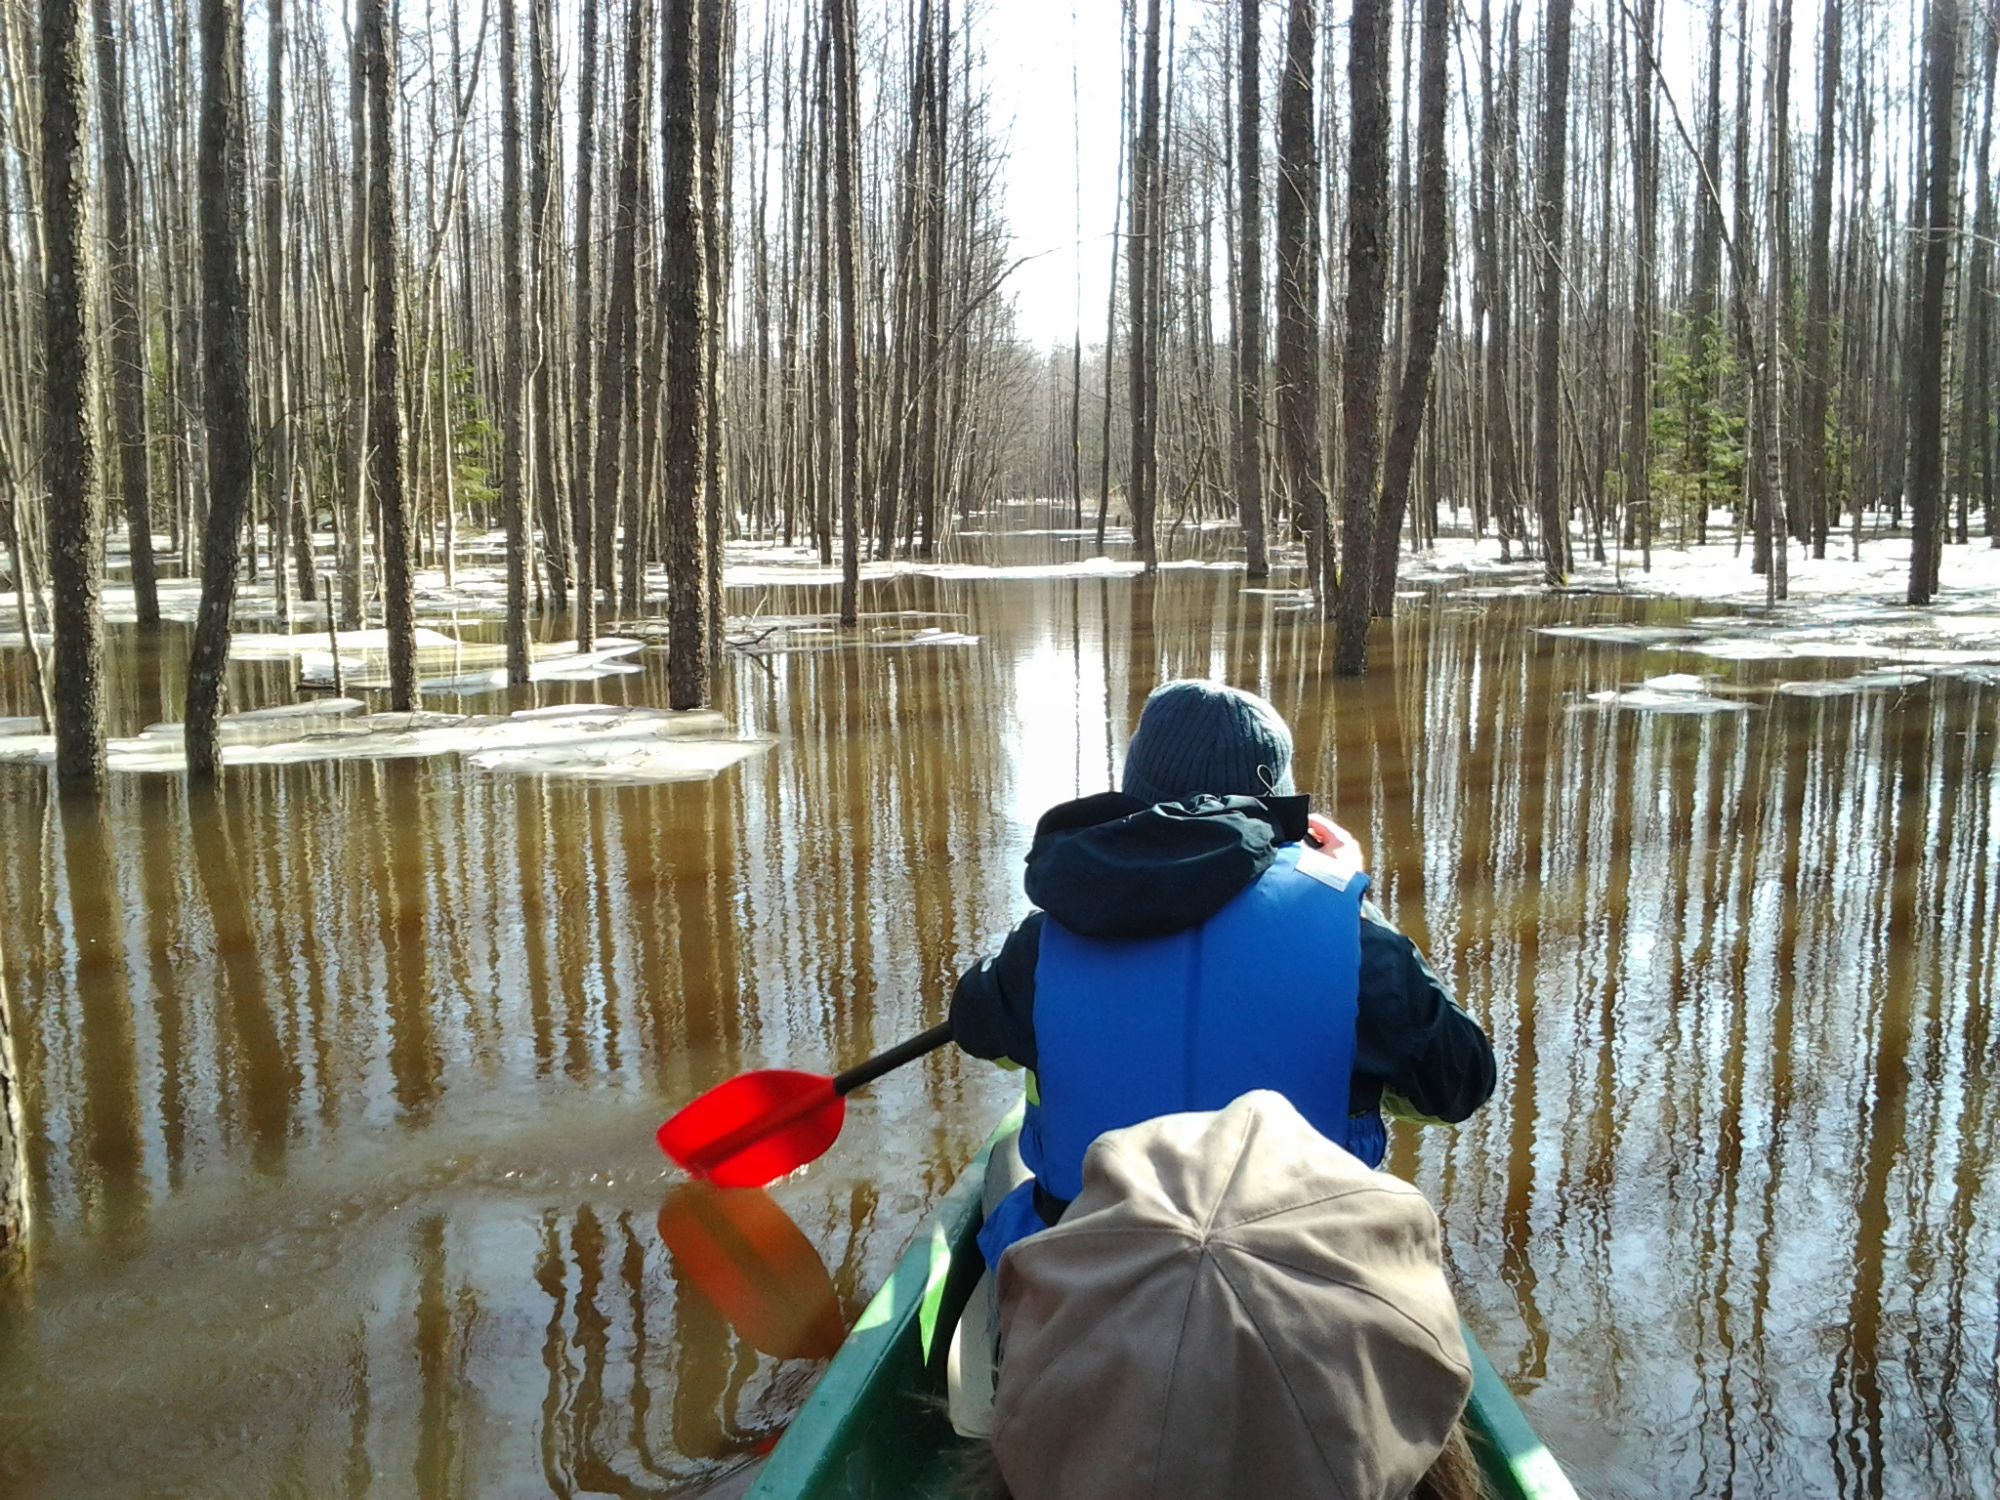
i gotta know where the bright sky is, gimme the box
[982,0,1125,350]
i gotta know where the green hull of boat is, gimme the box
[749,1109,1579,1500]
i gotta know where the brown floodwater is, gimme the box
[1,541,1995,1499]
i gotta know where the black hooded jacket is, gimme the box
[950,792,1496,1127]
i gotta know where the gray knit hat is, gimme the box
[1120,679,1296,805]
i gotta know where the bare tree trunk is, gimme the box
[1233,0,1267,578]
[698,0,729,652]
[1333,0,1390,674]
[664,0,708,704]
[1762,0,1792,603]
[1802,0,1842,558]
[259,0,291,625]
[1532,0,1574,586]
[570,0,600,649]
[94,0,159,628]
[1955,7,1994,549]
[1473,0,1522,560]
[1096,0,1132,550]
[528,0,569,613]
[43,0,105,788]
[338,20,369,628]
[1686,0,1724,544]
[500,0,531,681]
[363,0,414,704]
[1626,0,1659,571]
[911,0,948,559]
[594,0,648,618]
[813,13,833,565]
[829,0,862,624]
[1127,0,1163,572]
[185,0,252,778]
[1909,0,1959,604]
[1372,0,1449,614]
[1275,0,1325,605]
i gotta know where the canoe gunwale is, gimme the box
[747,1103,1579,1500]
[745,1107,1016,1498]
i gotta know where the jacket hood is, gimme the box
[1023,791,1311,940]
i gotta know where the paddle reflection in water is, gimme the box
[657,1183,846,1362]
[0,564,1993,1498]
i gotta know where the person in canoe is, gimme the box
[982,1091,1488,1500]
[950,677,1496,1266]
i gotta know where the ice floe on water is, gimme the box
[227,626,646,691]
[1774,670,1932,698]
[228,626,464,660]
[1583,674,1751,714]
[333,638,646,692]
[1538,624,1706,647]
[1538,594,2000,670]
[0,701,769,783]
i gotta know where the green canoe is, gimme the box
[747,1108,1578,1500]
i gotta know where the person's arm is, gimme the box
[949,912,1045,1071]
[1352,904,1494,1124]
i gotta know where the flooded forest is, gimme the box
[1,0,1997,1496]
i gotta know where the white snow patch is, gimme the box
[0,701,769,783]
[288,636,646,691]
[1410,529,2000,611]
[229,626,463,661]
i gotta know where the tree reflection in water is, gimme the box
[0,564,1994,1498]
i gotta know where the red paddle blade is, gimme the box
[658,1183,847,1360]
[656,1069,847,1188]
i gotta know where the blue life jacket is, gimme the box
[979,843,1373,1267]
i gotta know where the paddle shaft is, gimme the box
[832,1022,954,1096]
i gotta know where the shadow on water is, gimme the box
[0,554,1995,1498]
